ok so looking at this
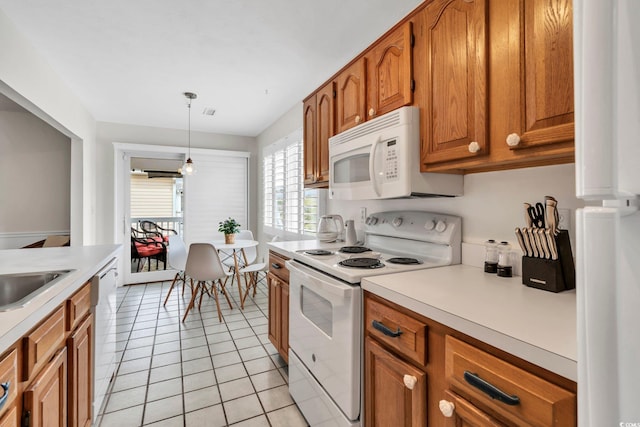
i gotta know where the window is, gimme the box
[263,130,321,236]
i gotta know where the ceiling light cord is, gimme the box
[182,91,197,175]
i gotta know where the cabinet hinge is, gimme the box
[411,80,416,92]
[22,410,30,427]
[410,33,415,47]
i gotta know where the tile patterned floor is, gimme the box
[96,276,308,427]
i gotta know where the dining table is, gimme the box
[212,239,259,305]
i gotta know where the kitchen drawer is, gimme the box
[0,349,18,418]
[23,305,66,381]
[67,281,91,332]
[365,296,427,366]
[269,251,290,283]
[445,336,576,427]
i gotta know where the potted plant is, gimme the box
[218,217,241,244]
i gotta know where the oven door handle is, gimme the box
[302,274,348,300]
[288,261,351,303]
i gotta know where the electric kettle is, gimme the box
[317,215,344,242]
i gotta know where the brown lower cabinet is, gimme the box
[268,251,290,363]
[364,291,576,426]
[0,281,93,427]
[23,348,67,427]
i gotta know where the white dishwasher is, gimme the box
[91,258,118,420]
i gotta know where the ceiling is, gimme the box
[0,0,423,137]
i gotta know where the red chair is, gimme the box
[131,228,167,272]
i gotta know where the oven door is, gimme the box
[287,260,362,421]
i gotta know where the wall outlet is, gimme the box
[360,207,367,223]
[557,208,571,230]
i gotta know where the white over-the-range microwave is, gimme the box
[329,106,463,200]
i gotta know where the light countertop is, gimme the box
[269,241,576,381]
[0,244,122,352]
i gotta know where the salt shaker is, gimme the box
[497,241,513,277]
[484,240,498,273]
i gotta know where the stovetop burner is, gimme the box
[339,258,385,269]
[304,249,333,256]
[339,246,371,254]
[387,257,423,265]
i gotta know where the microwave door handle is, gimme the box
[369,136,383,197]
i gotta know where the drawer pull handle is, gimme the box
[372,320,403,338]
[403,374,417,390]
[463,371,520,406]
[0,381,10,410]
[271,263,281,269]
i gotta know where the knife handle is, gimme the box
[528,228,539,258]
[515,228,528,256]
[524,203,533,228]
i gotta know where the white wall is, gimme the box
[0,111,71,248]
[327,163,582,249]
[95,122,258,245]
[0,8,96,245]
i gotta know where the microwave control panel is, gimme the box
[384,140,399,181]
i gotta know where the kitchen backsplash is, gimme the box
[327,163,582,268]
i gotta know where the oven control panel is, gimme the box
[365,211,461,246]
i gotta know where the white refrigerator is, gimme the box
[574,1,640,425]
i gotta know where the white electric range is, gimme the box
[287,210,461,426]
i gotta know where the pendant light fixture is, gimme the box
[182,91,197,175]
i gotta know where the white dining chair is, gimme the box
[237,230,267,308]
[163,235,189,306]
[182,243,233,322]
[220,229,254,287]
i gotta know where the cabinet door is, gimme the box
[303,95,317,186]
[422,0,488,165]
[23,347,67,427]
[510,0,574,150]
[0,406,18,427]
[68,314,93,427]
[441,390,506,427]
[267,273,281,350]
[364,337,426,427]
[315,82,334,184]
[368,21,414,119]
[279,281,289,364]
[336,57,367,133]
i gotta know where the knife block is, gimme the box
[522,230,575,293]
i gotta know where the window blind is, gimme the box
[183,154,248,245]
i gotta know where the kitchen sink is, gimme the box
[0,270,72,311]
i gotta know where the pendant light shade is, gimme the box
[182,91,197,175]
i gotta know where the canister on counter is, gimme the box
[497,241,513,277]
[484,239,498,273]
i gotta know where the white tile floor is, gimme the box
[96,276,308,427]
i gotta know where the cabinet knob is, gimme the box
[468,141,481,153]
[403,375,417,390]
[368,108,376,117]
[506,133,521,147]
[438,399,455,418]
[355,115,361,124]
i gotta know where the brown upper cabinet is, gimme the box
[421,0,574,172]
[303,0,574,176]
[421,0,488,165]
[366,21,415,120]
[336,58,367,134]
[303,81,334,188]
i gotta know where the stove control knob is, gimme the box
[435,220,447,233]
[424,220,436,231]
[392,217,403,227]
[367,216,378,225]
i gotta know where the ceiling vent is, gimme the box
[202,107,216,116]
